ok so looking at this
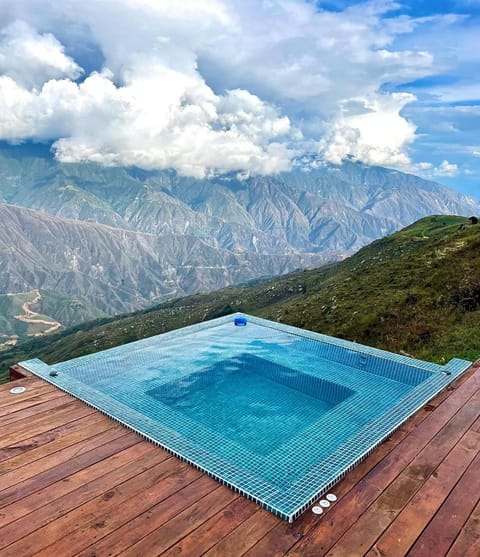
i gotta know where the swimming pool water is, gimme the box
[20,313,472,521]
[147,354,353,456]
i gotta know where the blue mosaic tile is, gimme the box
[20,313,472,522]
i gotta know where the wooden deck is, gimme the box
[0,364,479,557]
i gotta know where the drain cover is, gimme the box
[312,506,324,515]
[326,493,337,502]
[10,386,26,394]
[319,499,331,508]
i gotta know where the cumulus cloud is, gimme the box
[201,1,433,111]
[0,0,465,177]
[0,20,82,89]
[318,93,417,167]
[433,160,459,177]
[0,70,293,177]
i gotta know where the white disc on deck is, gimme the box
[319,499,331,508]
[312,506,323,515]
[326,493,337,502]
[10,386,26,394]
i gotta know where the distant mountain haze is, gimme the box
[0,146,479,334]
[0,202,317,316]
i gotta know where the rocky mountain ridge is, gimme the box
[1,149,478,257]
[0,145,479,334]
[0,202,317,326]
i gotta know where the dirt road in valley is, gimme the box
[14,290,62,336]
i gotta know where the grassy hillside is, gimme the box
[1,215,479,382]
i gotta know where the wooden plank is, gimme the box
[243,520,301,557]
[0,398,84,438]
[446,499,480,557]
[0,412,108,464]
[0,424,127,491]
[203,509,280,557]
[0,403,95,449]
[367,429,480,557]
[414,368,480,422]
[246,484,382,557]
[76,474,219,557]
[162,496,258,557]
[33,458,201,557]
[408,449,480,557]
[329,419,480,557]
[462,539,480,557]
[471,414,480,433]
[1,394,74,425]
[0,442,160,528]
[5,457,196,557]
[0,381,53,407]
[118,486,238,557]
[314,478,421,557]
[0,377,40,394]
[44,470,218,557]
[286,381,480,557]
[362,383,480,489]
[0,443,164,548]
[0,388,66,418]
[8,365,33,381]
[0,431,139,509]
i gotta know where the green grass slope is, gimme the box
[1,215,479,382]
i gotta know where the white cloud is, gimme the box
[201,0,433,111]
[0,69,293,177]
[0,0,469,177]
[318,92,417,167]
[416,161,433,170]
[433,160,459,177]
[0,1,300,176]
[0,20,82,89]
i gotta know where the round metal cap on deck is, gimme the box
[319,499,331,508]
[234,316,248,327]
[312,506,324,515]
[326,493,337,502]
[10,386,26,394]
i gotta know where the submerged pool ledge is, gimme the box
[19,313,472,522]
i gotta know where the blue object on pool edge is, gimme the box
[19,312,472,522]
[234,316,248,326]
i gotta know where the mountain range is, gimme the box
[2,215,479,383]
[0,144,479,338]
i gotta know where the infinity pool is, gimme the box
[21,314,471,521]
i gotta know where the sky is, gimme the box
[0,1,479,198]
